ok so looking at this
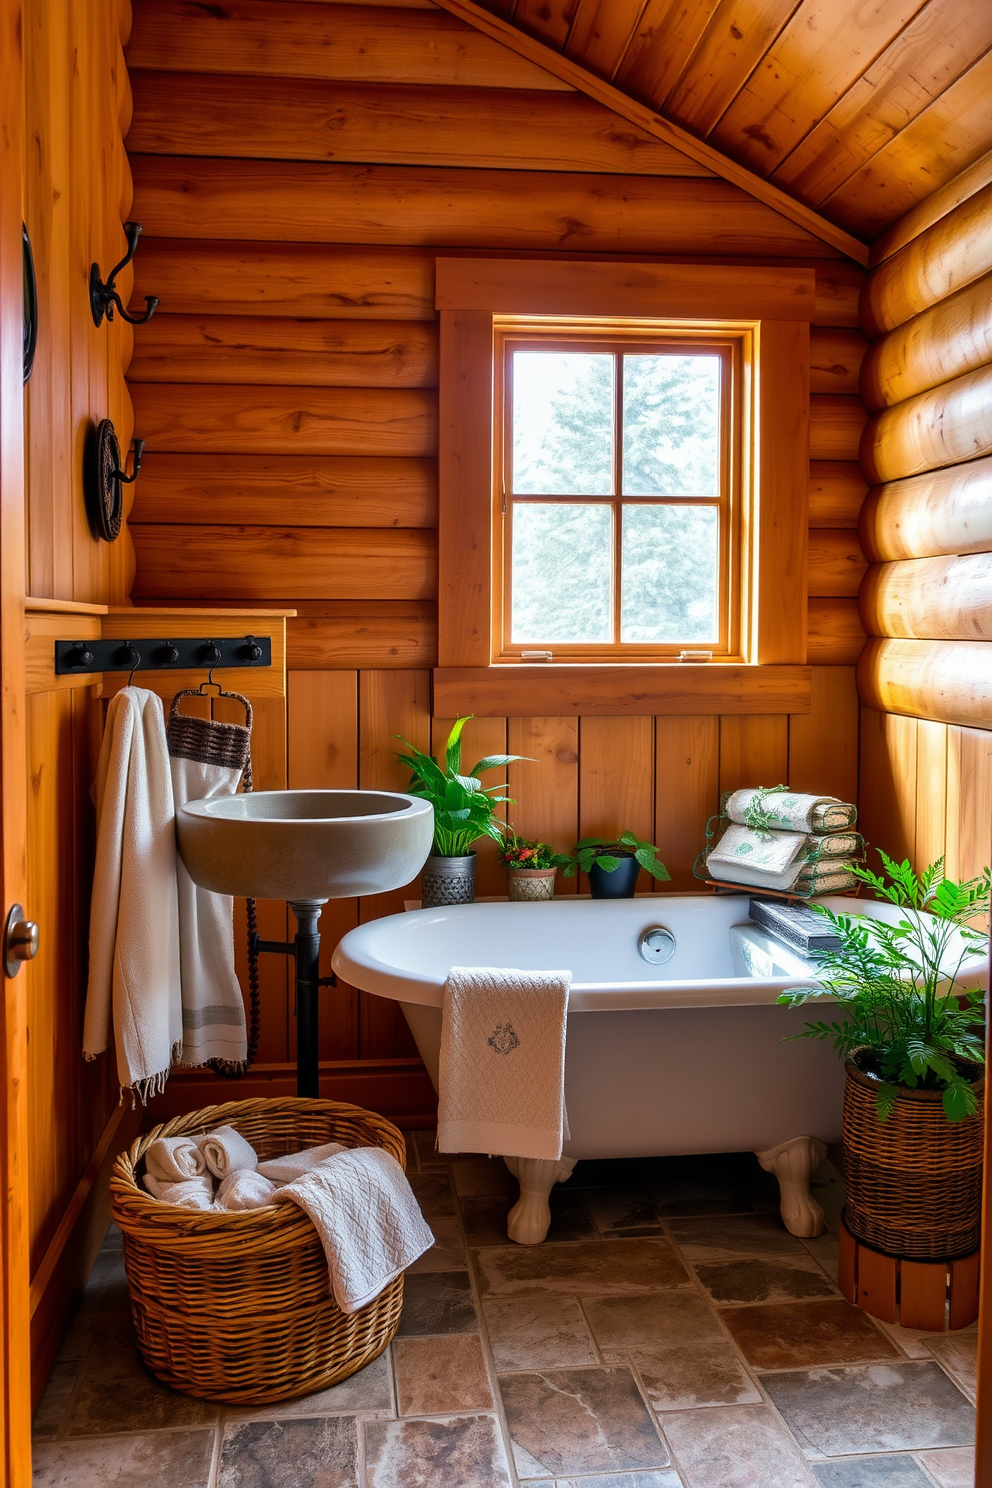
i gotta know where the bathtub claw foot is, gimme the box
[504,1155,576,1245]
[755,1136,828,1238]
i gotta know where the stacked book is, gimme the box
[704,786,862,897]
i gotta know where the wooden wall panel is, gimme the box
[129,156,839,259]
[507,718,579,893]
[287,672,360,1061]
[128,71,709,177]
[787,666,859,807]
[127,0,577,91]
[358,670,430,1058]
[857,175,992,885]
[654,717,719,891]
[22,0,138,1399]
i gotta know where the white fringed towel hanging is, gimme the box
[437,965,571,1162]
[168,709,250,1070]
[83,687,182,1101]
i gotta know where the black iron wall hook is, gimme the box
[90,222,160,327]
[115,437,145,485]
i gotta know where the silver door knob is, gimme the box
[4,905,39,977]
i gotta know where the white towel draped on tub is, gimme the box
[437,965,571,1162]
[83,688,183,1101]
[275,1148,434,1313]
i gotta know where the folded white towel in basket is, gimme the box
[198,1124,258,1179]
[216,1169,277,1211]
[257,1142,346,1184]
[438,965,571,1162]
[275,1148,433,1313]
[145,1135,207,1183]
[143,1174,215,1210]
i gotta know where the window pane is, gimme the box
[621,504,718,642]
[622,354,720,495]
[513,351,613,495]
[512,503,612,643]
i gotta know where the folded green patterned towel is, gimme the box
[723,786,857,834]
[793,861,859,896]
[706,824,809,891]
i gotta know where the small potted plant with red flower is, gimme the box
[498,832,571,902]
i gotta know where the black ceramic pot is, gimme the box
[588,853,639,899]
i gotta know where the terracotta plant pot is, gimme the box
[420,851,476,908]
[506,867,557,902]
[842,1050,985,1260]
[588,852,639,899]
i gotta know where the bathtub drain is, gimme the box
[638,926,676,964]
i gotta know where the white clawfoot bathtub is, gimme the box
[332,893,986,1245]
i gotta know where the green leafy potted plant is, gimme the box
[566,833,670,899]
[498,832,571,902]
[396,717,524,908]
[779,853,990,1260]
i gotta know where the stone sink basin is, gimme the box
[177,789,434,902]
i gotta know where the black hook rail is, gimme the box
[90,222,160,327]
[54,635,271,676]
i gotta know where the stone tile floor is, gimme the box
[32,1130,977,1487]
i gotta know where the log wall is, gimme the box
[858,178,992,879]
[123,0,867,1105]
[21,0,140,1399]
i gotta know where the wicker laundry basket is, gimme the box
[110,1097,407,1405]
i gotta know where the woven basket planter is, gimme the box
[110,1097,406,1405]
[842,1053,984,1260]
[506,868,557,901]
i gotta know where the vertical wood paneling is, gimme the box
[913,718,948,874]
[787,666,858,805]
[945,725,992,884]
[578,716,654,890]
[431,714,508,897]
[718,715,789,796]
[654,716,719,890]
[26,692,76,1273]
[507,716,579,892]
[858,708,918,869]
[358,670,430,1056]
[232,694,290,1064]
[22,0,136,1399]
[287,671,359,1060]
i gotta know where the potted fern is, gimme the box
[779,853,990,1260]
[396,717,524,907]
[498,832,571,901]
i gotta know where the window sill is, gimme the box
[433,664,811,716]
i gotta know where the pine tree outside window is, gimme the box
[496,327,743,660]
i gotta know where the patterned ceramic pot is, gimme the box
[421,851,476,908]
[506,868,557,902]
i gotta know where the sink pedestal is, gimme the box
[253,898,335,1098]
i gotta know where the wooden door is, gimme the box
[0,0,34,1481]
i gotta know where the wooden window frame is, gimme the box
[496,326,742,662]
[437,258,812,715]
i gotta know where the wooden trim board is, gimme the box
[147,1058,438,1126]
[433,665,812,716]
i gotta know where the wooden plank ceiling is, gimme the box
[462,0,992,242]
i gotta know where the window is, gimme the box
[497,327,742,659]
[435,258,812,716]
